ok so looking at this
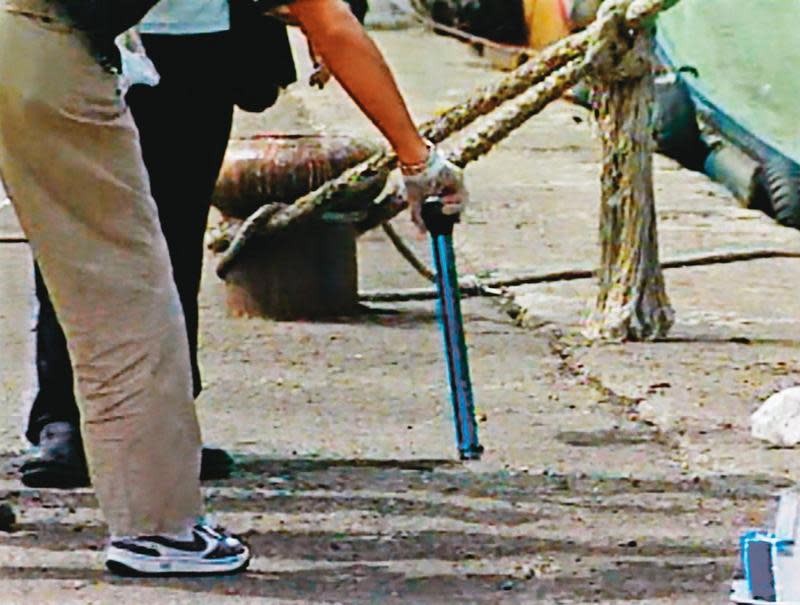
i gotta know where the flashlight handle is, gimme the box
[420,196,459,236]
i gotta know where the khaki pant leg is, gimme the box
[0,10,202,536]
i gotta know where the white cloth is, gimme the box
[751,387,800,447]
[116,30,161,92]
[139,0,230,35]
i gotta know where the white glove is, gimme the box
[401,145,468,231]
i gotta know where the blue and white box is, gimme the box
[732,490,800,604]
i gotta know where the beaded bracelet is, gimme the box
[399,140,435,176]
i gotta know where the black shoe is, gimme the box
[20,422,90,488]
[21,423,234,488]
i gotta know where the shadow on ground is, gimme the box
[0,454,784,602]
[0,560,733,604]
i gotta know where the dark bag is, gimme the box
[57,0,162,69]
[58,0,160,37]
[228,0,297,113]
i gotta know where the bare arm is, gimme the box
[287,0,428,167]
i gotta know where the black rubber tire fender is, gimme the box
[653,70,710,172]
[756,156,800,228]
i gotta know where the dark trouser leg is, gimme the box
[26,264,80,445]
[127,32,234,398]
[25,31,234,443]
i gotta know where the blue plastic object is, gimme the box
[740,531,795,602]
[421,197,483,460]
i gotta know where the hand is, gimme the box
[401,145,468,232]
[306,39,332,89]
[309,63,332,89]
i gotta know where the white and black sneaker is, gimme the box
[106,524,250,576]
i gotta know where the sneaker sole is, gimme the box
[106,554,250,577]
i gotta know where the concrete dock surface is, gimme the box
[1,12,798,604]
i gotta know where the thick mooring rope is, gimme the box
[217,54,591,277]
[215,30,592,277]
[216,0,680,278]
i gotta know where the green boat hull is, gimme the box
[657,0,800,165]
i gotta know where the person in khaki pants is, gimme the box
[0,0,466,577]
